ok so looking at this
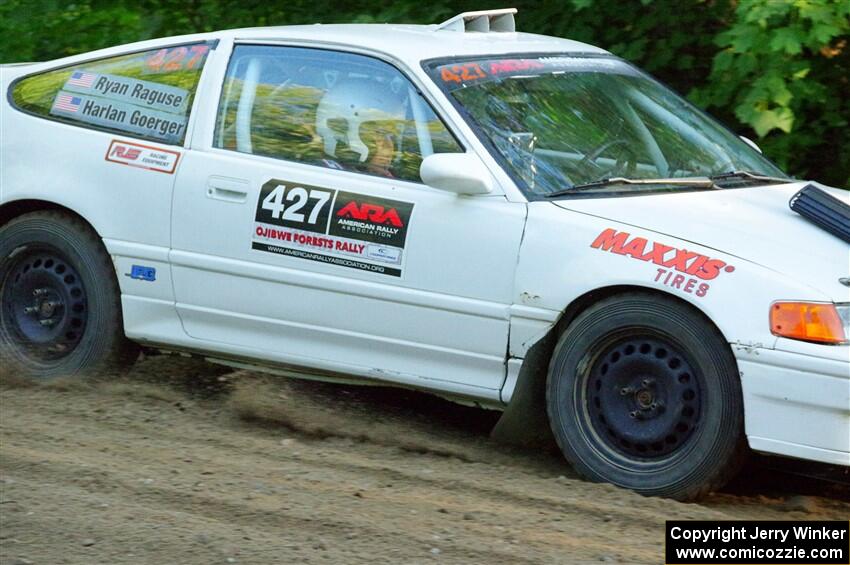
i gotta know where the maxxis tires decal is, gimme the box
[590,228,736,298]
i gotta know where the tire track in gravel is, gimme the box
[2,356,848,565]
[0,382,725,526]
[0,384,664,563]
[3,447,547,565]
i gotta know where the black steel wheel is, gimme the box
[0,211,137,380]
[586,335,701,460]
[546,292,747,500]
[3,247,88,362]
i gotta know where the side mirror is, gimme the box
[420,153,494,195]
[739,135,763,154]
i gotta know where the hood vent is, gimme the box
[436,8,517,33]
[789,184,850,244]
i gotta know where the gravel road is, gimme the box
[1,355,847,564]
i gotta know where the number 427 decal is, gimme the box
[252,178,415,278]
[261,184,332,226]
[256,182,334,234]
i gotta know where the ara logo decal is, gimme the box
[329,192,413,248]
[336,201,404,228]
[591,228,736,298]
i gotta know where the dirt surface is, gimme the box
[1,355,848,565]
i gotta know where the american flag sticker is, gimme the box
[53,93,81,113]
[66,70,96,88]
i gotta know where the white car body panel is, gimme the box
[552,183,850,300]
[169,148,524,397]
[1,24,848,463]
[737,343,849,465]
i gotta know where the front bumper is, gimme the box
[736,343,850,466]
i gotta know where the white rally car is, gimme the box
[1,9,848,499]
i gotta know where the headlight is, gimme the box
[769,302,849,345]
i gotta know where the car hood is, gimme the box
[552,181,850,300]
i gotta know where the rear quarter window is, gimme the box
[10,43,212,145]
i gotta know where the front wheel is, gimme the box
[546,292,747,500]
[0,211,138,380]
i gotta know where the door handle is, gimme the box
[207,177,249,203]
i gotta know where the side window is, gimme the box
[215,45,462,183]
[11,43,211,145]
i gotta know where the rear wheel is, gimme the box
[0,211,137,380]
[546,292,746,500]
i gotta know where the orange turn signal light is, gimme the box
[770,302,847,344]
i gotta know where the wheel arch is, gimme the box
[0,199,102,238]
[551,284,731,349]
[492,284,734,446]
[0,198,118,307]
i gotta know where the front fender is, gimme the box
[510,202,831,358]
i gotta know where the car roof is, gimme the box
[223,23,609,62]
[23,15,609,72]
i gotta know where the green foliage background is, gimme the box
[2,0,848,187]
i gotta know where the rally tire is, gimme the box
[546,292,747,500]
[0,211,138,380]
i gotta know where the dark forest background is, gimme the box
[2,0,848,187]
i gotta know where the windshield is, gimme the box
[427,56,788,196]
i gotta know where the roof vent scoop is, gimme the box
[436,8,517,33]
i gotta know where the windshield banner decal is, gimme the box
[435,56,635,90]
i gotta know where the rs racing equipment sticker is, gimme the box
[252,179,414,277]
[105,139,180,173]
